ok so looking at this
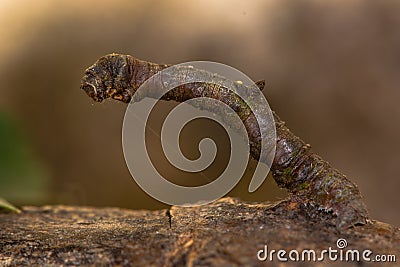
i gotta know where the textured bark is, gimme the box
[0,198,398,266]
[80,54,368,228]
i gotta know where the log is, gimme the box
[0,197,398,266]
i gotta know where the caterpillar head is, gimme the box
[81,53,132,103]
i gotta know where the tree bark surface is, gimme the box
[0,197,398,266]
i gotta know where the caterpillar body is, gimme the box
[81,53,368,228]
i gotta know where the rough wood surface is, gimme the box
[0,198,398,266]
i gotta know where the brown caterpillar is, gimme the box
[80,53,368,229]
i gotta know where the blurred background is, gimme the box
[0,0,399,225]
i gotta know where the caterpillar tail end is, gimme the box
[335,199,369,230]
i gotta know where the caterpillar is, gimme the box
[81,53,368,229]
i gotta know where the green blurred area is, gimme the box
[0,112,49,205]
